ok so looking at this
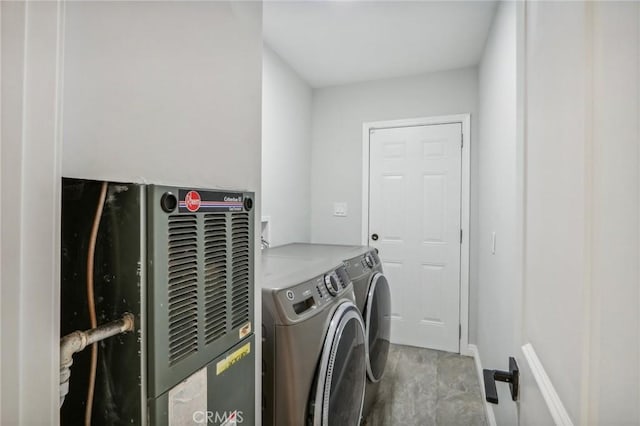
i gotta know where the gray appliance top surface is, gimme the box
[261,254,342,291]
[263,243,371,263]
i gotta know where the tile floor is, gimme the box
[364,344,487,426]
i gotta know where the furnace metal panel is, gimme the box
[146,185,255,400]
[149,335,256,426]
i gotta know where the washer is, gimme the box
[262,244,391,422]
[261,254,367,426]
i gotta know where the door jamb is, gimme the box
[361,114,471,355]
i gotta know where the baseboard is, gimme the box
[467,344,497,426]
[521,343,574,426]
[460,341,473,357]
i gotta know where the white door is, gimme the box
[368,123,462,353]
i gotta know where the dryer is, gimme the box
[261,254,367,426]
[341,247,391,421]
[262,244,391,422]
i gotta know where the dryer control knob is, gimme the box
[365,254,375,268]
[324,274,340,296]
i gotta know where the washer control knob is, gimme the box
[286,290,295,300]
[324,273,340,296]
[365,254,375,268]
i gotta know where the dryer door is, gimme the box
[311,301,366,426]
[365,273,391,382]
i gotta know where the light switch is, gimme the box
[333,202,348,217]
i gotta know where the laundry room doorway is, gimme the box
[362,115,470,354]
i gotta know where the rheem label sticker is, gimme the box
[178,189,244,213]
[184,191,201,212]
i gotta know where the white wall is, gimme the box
[1,2,264,424]
[521,2,640,424]
[310,67,480,341]
[475,2,518,423]
[63,2,262,192]
[523,3,590,421]
[262,46,313,247]
[588,2,639,421]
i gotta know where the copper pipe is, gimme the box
[85,181,108,425]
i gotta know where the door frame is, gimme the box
[361,114,471,355]
[1,1,66,421]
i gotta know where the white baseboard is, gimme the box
[521,343,574,426]
[468,344,497,426]
[460,342,473,357]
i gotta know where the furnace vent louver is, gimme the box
[148,186,254,400]
[231,213,251,329]
[167,215,199,365]
[204,213,228,344]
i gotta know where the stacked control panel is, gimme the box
[362,252,377,269]
[344,250,380,278]
[276,266,352,321]
[342,248,382,313]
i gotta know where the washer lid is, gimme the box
[365,272,392,382]
[310,302,366,426]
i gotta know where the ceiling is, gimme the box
[263,1,498,88]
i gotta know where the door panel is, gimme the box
[369,123,462,352]
[381,175,405,239]
[420,264,444,324]
[422,174,446,242]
